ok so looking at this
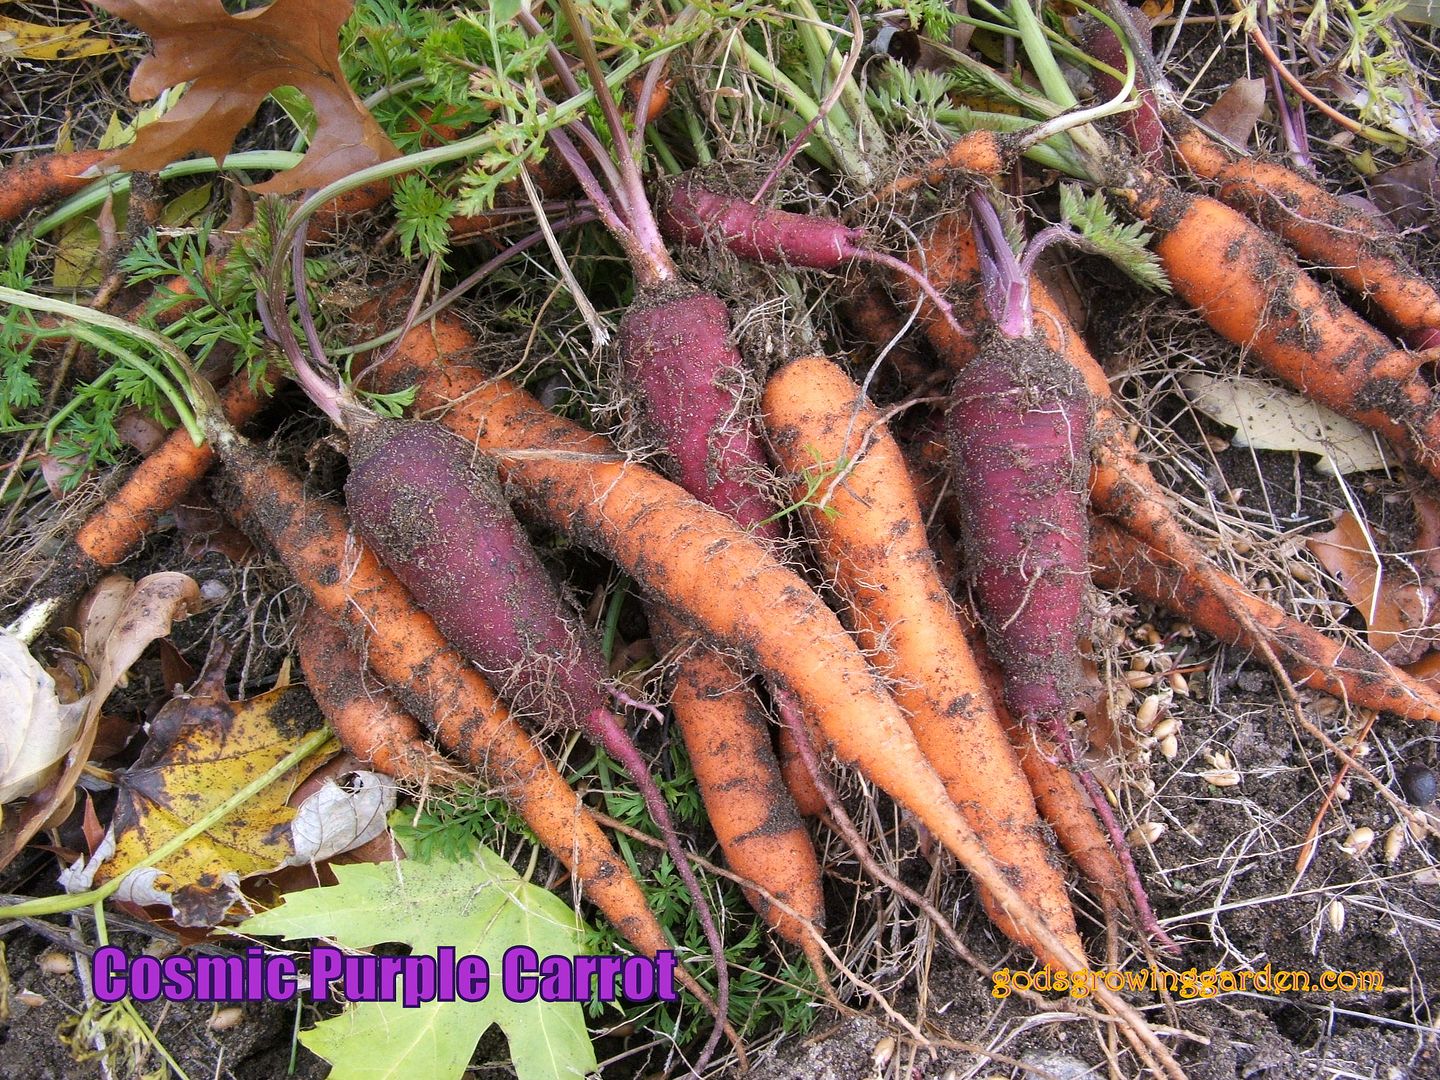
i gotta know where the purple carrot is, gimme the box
[947,191,1176,951]
[1074,12,1165,162]
[659,183,969,338]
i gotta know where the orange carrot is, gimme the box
[1090,514,1440,720]
[293,605,467,786]
[837,280,935,393]
[761,354,1083,958]
[1172,124,1440,350]
[1005,719,1127,903]
[898,211,983,368]
[0,149,108,224]
[52,372,273,588]
[877,130,1015,200]
[652,610,827,961]
[1118,172,1440,479]
[773,726,827,818]
[366,322,1096,970]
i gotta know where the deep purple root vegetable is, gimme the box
[659,184,969,338]
[1075,15,1165,162]
[344,418,726,990]
[944,334,1095,740]
[619,289,778,534]
[661,183,861,270]
[347,420,608,720]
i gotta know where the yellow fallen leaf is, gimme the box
[0,15,120,61]
[65,659,336,927]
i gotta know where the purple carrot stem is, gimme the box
[257,222,343,425]
[968,190,1033,338]
[292,219,334,381]
[1259,14,1313,172]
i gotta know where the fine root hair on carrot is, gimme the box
[769,689,990,975]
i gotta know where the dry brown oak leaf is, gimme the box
[96,0,398,194]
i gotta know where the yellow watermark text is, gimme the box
[991,964,1384,1000]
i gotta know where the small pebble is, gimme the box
[38,952,72,975]
[208,1006,245,1031]
[1400,762,1437,806]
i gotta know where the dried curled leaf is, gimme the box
[0,573,201,872]
[1200,78,1266,149]
[94,0,398,194]
[1308,513,1440,664]
[0,632,72,805]
[1182,372,1391,476]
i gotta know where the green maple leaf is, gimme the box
[240,834,596,1080]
